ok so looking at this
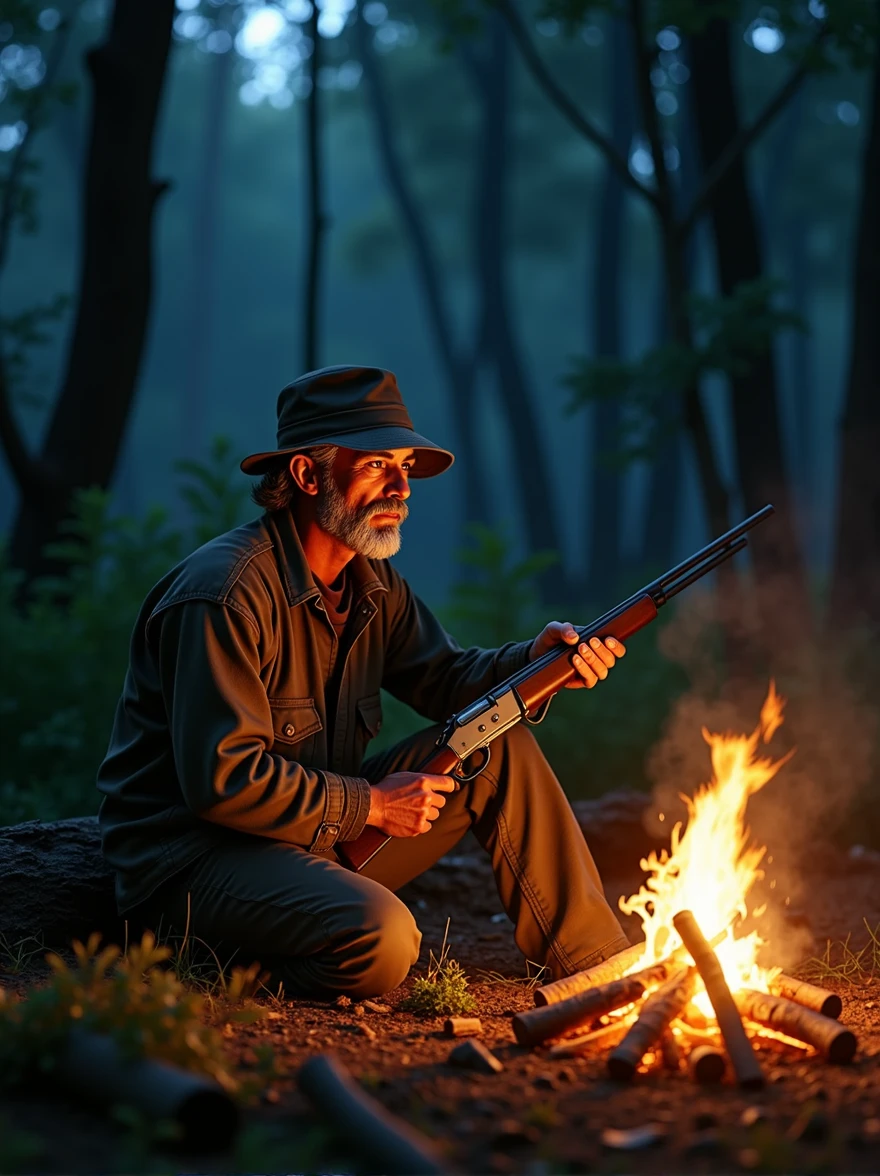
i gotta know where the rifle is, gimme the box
[337,504,774,873]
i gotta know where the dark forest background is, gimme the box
[1,0,877,851]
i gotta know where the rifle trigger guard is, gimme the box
[455,745,491,783]
[524,697,553,726]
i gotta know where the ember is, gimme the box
[522,685,859,1081]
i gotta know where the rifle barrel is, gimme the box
[661,537,748,602]
[651,504,774,598]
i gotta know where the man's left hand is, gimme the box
[528,622,625,689]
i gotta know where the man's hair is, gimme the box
[250,444,338,511]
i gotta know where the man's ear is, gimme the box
[289,454,320,496]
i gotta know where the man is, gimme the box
[97,365,630,999]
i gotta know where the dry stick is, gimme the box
[769,974,842,1019]
[547,1019,631,1058]
[733,990,857,1064]
[298,1053,449,1175]
[607,966,696,1081]
[514,963,675,1047]
[534,942,646,1005]
[672,910,765,1090]
[688,1044,727,1084]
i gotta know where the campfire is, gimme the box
[513,684,857,1085]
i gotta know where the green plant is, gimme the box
[399,920,477,1017]
[0,932,46,975]
[0,931,263,1098]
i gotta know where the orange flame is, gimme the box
[620,683,793,1002]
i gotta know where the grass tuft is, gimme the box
[799,919,879,985]
[399,919,477,1018]
[476,959,549,990]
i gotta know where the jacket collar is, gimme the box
[264,509,387,608]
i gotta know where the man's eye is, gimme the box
[369,460,385,469]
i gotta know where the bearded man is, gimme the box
[97,366,630,999]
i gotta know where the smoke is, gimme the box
[643,579,880,910]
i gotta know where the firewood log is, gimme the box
[547,1019,631,1058]
[687,1044,726,1084]
[659,1029,681,1071]
[298,1053,448,1175]
[534,942,646,1005]
[733,990,857,1064]
[768,974,842,1019]
[514,963,674,1047]
[606,966,696,1080]
[672,910,765,1090]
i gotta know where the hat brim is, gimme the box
[240,425,454,478]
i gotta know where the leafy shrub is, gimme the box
[0,931,265,1097]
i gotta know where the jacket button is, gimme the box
[283,723,296,737]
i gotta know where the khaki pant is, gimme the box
[131,724,629,998]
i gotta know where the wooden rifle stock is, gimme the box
[337,504,775,874]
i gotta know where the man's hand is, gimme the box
[367,771,457,837]
[528,622,625,689]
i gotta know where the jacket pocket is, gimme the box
[269,697,323,748]
[357,692,384,740]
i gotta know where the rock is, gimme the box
[334,995,352,1008]
[448,1039,504,1074]
[491,1120,539,1148]
[0,816,120,946]
[600,1124,668,1150]
[740,1106,768,1129]
[353,1004,365,1017]
[357,1023,378,1042]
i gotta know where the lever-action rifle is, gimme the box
[337,504,775,873]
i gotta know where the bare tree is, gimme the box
[829,61,880,631]
[2,0,176,585]
[302,2,327,372]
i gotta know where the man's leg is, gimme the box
[130,834,421,1000]
[357,723,630,978]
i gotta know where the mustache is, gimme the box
[364,499,409,522]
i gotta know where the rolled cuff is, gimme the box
[309,772,372,851]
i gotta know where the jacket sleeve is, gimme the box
[152,598,372,851]
[381,571,533,721]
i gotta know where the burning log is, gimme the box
[513,959,680,1047]
[687,1044,726,1084]
[606,966,696,1081]
[659,1030,681,1072]
[298,1053,448,1175]
[547,1020,630,1058]
[733,990,857,1064]
[534,943,645,1005]
[672,910,765,1091]
[768,974,842,1020]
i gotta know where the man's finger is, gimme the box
[572,652,599,687]
[588,636,616,669]
[426,775,457,791]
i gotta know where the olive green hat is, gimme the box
[240,365,454,478]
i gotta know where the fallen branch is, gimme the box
[768,974,842,1019]
[733,990,857,1064]
[514,963,674,1047]
[672,910,765,1090]
[607,966,696,1081]
[298,1053,448,1175]
[547,1019,631,1058]
[687,1044,726,1084]
[534,943,645,1005]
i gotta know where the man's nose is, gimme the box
[386,471,411,498]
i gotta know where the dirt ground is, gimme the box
[2,844,879,1176]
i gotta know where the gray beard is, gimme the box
[315,471,408,560]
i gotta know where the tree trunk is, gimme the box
[585,15,633,594]
[356,6,490,528]
[7,0,175,584]
[302,4,326,373]
[688,17,812,654]
[183,36,234,461]
[829,62,880,631]
[475,13,566,589]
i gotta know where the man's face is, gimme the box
[314,446,413,560]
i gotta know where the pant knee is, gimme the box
[353,891,421,996]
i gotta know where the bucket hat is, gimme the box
[240,365,454,479]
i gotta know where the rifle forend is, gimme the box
[337,504,774,872]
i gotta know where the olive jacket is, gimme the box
[97,510,533,913]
